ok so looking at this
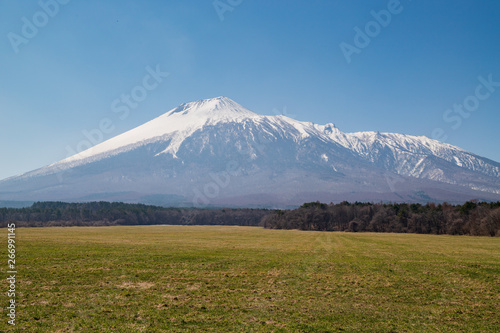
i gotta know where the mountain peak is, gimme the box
[168,96,257,118]
[45,97,260,166]
[184,96,234,109]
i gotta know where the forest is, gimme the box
[0,201,268,227]
[261,201,500,236]
[1,200,499,236]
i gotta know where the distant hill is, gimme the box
[0,200,34,208]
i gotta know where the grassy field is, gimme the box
[1,226,499,332]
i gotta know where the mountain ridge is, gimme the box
[1,97,499,206]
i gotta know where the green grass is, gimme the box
[1,226,499,332]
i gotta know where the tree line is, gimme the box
[1,200,500,236]
[0,201,268,228]
[260,201,500,236]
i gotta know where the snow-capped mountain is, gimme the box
[1,97,499,207]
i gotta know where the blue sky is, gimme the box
[1,0,499,180]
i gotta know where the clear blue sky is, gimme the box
[1,0,499,180]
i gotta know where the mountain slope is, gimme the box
[1,97,499,207]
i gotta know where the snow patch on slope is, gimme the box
[56,97,259,164]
